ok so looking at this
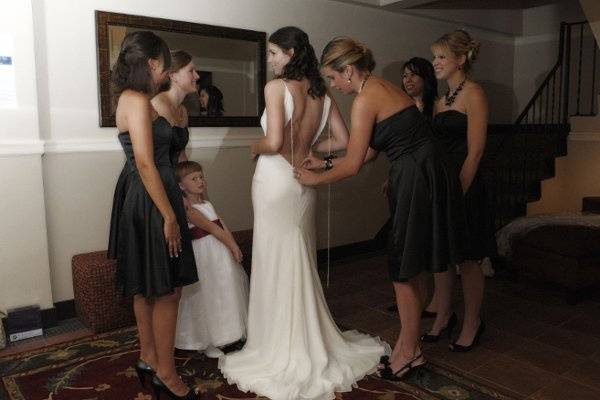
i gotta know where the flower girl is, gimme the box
[174,161,249,357]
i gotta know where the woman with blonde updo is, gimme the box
[297,37,466,381]
[421,30,490,352]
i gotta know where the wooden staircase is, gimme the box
[483,20,598,234]
[483,123,570,230]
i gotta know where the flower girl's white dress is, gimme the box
[175,201,249,352]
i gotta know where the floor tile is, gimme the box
[561,314,600,339]
[338,309,399,334]
[529,376,600,400]
[470,355,557,397]
[535,326,600,357]
[487,309,552,340]
[327,296,370,320]
[506,338,583,374]
[433,346,500,373]
[563,359,600,391]
[479,325,526,354]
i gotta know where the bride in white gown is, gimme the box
[218,26,389,400]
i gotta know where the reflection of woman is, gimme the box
[152,50,199,160]
[110,31,199,399]
[199,85,224,116]
[297,37,465,381]
[219,27,387,400]
[422,30,489,352]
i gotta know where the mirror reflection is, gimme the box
[96,11,266,127]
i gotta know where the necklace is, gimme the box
[358,74,370,93]
[445,79,466,106]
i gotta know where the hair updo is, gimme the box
[432,29,480,73]
[268,26,326,98]
[170,50,193,72]
[111,30,171,97]
[320,36,376,73]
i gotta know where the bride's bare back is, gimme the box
[279,79,327,167]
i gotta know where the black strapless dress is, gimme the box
[433,110,491,260]
[108,124,189,259]
[370,106,466,282]
[112,118,197,298]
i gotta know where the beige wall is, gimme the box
[513,0,586,118]
[0,156,54,310]
[403,8,522,36]
[2,0,521,309]
[580,0,600,46]
[528,137,600,215]
[0,1,54,312]
[524,1,599,217]
[34,0,516,303]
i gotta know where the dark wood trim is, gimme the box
[40,307,57,330]
[95,10,266,128]
[54,300,76,321]
[1,305,65,332]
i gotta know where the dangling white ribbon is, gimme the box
[287,80,333,288]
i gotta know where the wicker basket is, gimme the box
[72,251,135,333]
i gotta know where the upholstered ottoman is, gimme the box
[72,251,135,332]
[510,225,600,304]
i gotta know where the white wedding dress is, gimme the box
[219,81,389,400]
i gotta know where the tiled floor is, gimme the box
[2,253,599,400]
[322,253,600,400]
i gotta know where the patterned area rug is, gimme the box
[0,327,519,400]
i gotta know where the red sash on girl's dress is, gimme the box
[189,219,223,240]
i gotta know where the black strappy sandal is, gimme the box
[378,353,426,381]
[378,355,391,370]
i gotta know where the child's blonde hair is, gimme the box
[175,160,203,181]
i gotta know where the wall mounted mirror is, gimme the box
[96,11,266,127]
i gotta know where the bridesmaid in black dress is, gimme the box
[108,50,198,259]
[385,57,440,313]
[297,37,465,381]
[111,31,199,399]
[421,30,489,352]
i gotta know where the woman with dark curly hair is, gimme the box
[219,26,388,400]
[199,85,224,116]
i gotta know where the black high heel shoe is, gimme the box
[420,312,457,343]
[449,320,485,352]
[379,355,390,369]
[378,353,426,381]
[151,375,201,400]
[134,359,155,389]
